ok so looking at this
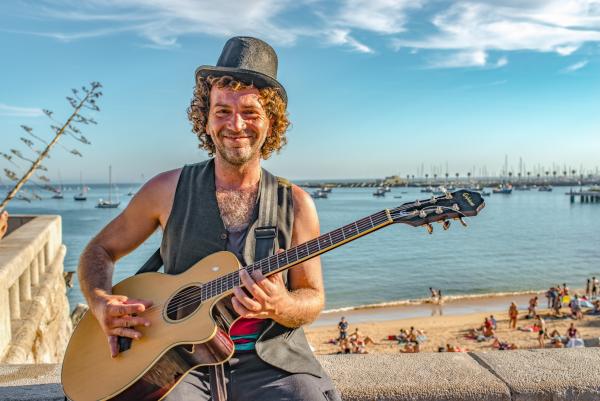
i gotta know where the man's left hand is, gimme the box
[232,268,291,320]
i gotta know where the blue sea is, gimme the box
[5,184,600,311]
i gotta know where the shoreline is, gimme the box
[313,290,545,328]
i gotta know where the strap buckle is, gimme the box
[255,226,277,240]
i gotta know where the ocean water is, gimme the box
[5,185,600,311]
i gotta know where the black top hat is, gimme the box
[195,36,287,104]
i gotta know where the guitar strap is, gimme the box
[128,168,279,401]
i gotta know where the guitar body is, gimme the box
[62,251,240,401]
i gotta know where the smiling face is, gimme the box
[205,85,271,166]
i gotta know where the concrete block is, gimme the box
[471,348,600,401]
[0,364,63,401]
[317,354,510,401]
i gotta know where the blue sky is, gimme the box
[1,0,599,183]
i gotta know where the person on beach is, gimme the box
[549,329,565,347]
[527,296,538,318]
[492,338,518,351]
[562,283,570,298]
[566,323,584,348]
[535,315,546,349]
[338,316,349,342]
[429,287,438,303]
[0,210,8,240]
[508,302,518,329]
[489,315,497,330]
[437,289,443,304]
[569,295,583,320]
[552,290,563,317]
[586,279,591,298]
[76,36,340,400]
[592,277,599,297]
[349,328,375,354]
[396,328,409,344]
[545,287,553,309]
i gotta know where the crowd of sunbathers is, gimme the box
[396,326,428,353]
[333,317,376,354]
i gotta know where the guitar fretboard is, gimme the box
[199,209,393,301]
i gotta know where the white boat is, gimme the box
[493,184,513,194]
[52,172,64,199]
[74,172,87,201]
[96,165,120,209]
[373,188,386,197]
[311,190,328,199]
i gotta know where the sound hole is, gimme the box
[166,285,203,321]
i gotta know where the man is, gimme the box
[78,37,340,400]
[337,316,349,342]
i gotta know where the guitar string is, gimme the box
[160,193,468,310]
[164,199,469,315]
[167,210,387,313]
[164,210,391,315]
[142,204,465,316]
[162,196,472,315]
[161,210,389,311]
[164,208,392,310]
[163,198,453,315]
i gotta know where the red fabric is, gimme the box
[230,318,264,339]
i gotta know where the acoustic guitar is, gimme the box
[62,189,485,401]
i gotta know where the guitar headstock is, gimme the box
[388,189,485,233]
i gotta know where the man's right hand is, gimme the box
[91,293,153,357]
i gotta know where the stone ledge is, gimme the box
[3,245,70,364]
[471,348,600,401]
[1,350,599,400]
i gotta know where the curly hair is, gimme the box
[188,75,290,159]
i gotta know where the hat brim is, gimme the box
[195,65,287,105]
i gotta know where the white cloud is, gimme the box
[18,0,299,47]
[7,0,600,61]
[0,103,44,117]
[427,50,508,69]
[429,49,488,68]
[326,29,373,53]
[562,59,589,72]
[393,1,600,63]
[334,0,423,34]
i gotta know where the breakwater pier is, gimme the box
[567,189,600,203]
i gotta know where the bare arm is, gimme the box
[232,184,325,328]
[78,169,180,355]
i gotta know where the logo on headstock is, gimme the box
[462,192,475,207]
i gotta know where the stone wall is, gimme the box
[0,215,72,364]
[1,349,600,400]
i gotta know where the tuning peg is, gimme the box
[442,220,451,230]
[425,223,433,234]
[435,206,443,214]
[419,210,427,218]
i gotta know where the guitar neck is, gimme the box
[201,209,394,300]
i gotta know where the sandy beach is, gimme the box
[306,292,600,354]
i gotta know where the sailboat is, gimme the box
[96,165,120,209]
[74,172,87,201]
[52,171,64,199]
